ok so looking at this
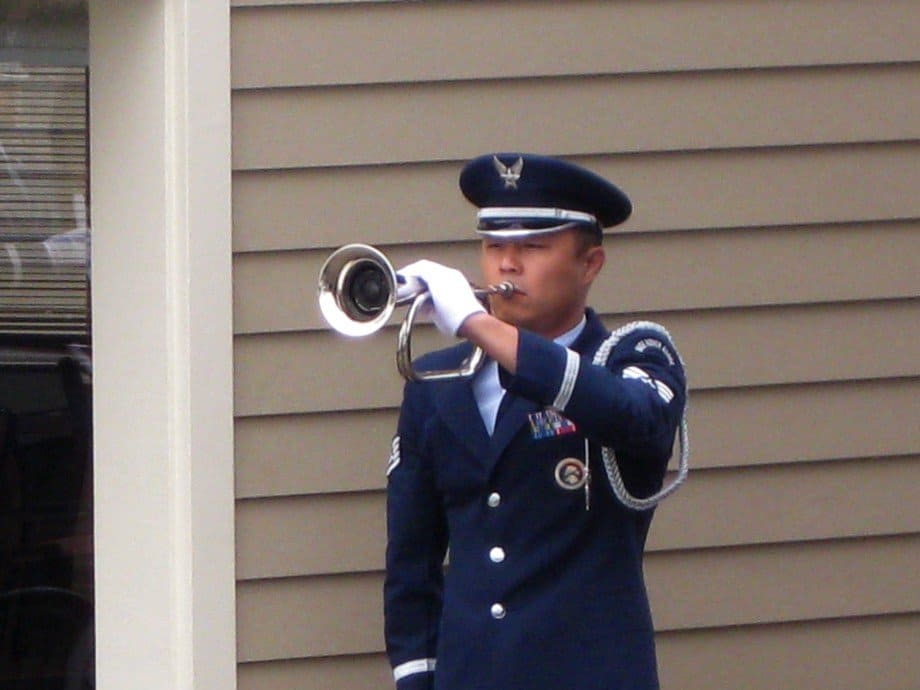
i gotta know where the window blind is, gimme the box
[0,63,88,339]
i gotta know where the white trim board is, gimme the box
[89,2,235,688]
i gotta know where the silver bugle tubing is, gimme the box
[317,243,521,382]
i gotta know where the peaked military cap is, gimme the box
[459,152,632,239]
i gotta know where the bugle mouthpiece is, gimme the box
[491,281,524,297]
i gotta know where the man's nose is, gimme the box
[499,245,522,272]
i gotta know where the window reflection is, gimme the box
[1,2,92,688]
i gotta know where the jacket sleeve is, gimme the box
[505,323,687,497]
[384,381,449,689]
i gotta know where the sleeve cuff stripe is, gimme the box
[393,658,437,681]
[551,348,580,411]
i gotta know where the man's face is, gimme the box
[479,229,605,338]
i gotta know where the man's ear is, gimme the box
[583,245,605,284]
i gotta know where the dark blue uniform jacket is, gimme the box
[385,309,687,690]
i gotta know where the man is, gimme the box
[385,153,688,690]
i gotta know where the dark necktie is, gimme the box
[495,390,514,426]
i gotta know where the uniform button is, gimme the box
[487,492,501,508]
[490,603,506,619]
[489,547,505,563]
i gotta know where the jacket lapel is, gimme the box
[432,377,490,463]
[485,392,540,470]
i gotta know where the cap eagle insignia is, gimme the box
[493,155,524,189]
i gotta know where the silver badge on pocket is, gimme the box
[554,457,588,490]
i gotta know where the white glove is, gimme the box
[395,274,425,303]
[396,260,486,336]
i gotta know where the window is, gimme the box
[0,2,92,688]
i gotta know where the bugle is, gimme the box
[317,243,519,382]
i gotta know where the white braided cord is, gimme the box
[592,321,689,511]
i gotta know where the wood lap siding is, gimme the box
[229,1,920,689]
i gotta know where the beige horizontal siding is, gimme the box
[234,298,919,416]
[652,457,920,550]
[236,455,919,579]
[238,654,392,690]
[235,220,920,334]
[233,143,919,251]
[236,378,920,498]
[232,63,918,170]
[237,534,920,661]
[231,0,920,88]
[233,0,382,5]
[238,615,919,690]
[656,614,919,690]
[230,0,920,687]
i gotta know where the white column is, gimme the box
[89,2,235,688]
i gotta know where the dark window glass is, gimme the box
[0,2,92,688]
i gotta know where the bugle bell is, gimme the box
[317,243,518,382]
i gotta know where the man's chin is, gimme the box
[492,307,534,331]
